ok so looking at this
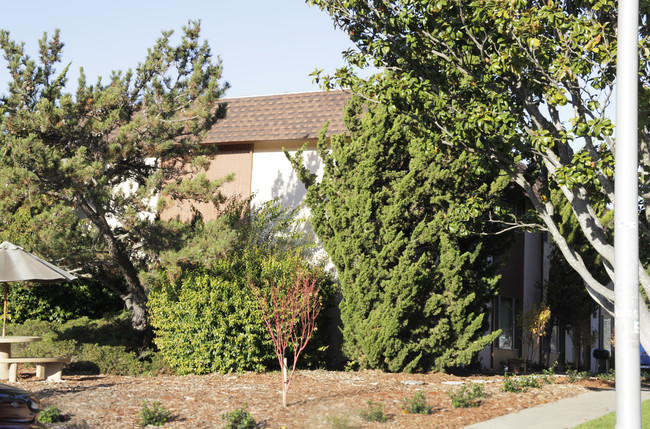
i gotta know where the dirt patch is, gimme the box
[13,369,613,428]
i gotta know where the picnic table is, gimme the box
[0,336,70,382]
[0,336,42,379]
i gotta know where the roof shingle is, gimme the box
[204,91,351,144]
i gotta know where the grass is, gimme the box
[574,399,650,428]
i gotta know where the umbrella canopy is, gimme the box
[0,242,77,335]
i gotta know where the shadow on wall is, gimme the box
[270,149,321,211]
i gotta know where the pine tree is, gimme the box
[287,99,509,372]
[0,22,229,335]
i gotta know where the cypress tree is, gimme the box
[287,99,509,372]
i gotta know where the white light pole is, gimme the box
[615,0,641,427]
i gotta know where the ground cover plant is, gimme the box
[449,383,487,408]
[502,374,541,393]
[401,391,435,414]
[221,404,256,429]
[136,401,172,427]
[38,406,65,423]
[359,400,388,423]
[566,368,592,383]
[539,363,558,384]
[596,369,615,382]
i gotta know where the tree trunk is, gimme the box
[76,197,150,335]
[511,170,650,359]
[282,357,288,408]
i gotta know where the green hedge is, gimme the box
[149,251,338,374]
[149,264,274,374]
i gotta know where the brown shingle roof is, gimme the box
[204,91,351,144]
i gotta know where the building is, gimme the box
[161,91,351,221]
[165,90,603,372]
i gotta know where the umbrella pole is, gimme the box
[2,283,6,337]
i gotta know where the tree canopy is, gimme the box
[309,0,650,348]
[287,99,510,371]
[0,21,232,334]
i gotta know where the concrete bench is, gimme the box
[0,357,71,382]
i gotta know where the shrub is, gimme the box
[448,383,486,408]
[38,406,65,423]
[149,264,275,374]
[359,400,388,423]
[566,368,590,383]
[6,314,171,376]
[502,373,523,393]
[150,254,337,375]
[641,370,649,382]
[402,391,434,414]
[519,376,541,388]
[6,279,122,324]
[597,368,615,382]
[540,362,557,384]
[149,200,338,375]
[136,401,172,427]
[221,404,256,429]
[502,374,540,393]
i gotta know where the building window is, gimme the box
[496,297,517,349]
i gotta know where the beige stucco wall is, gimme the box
[161,144,253,222]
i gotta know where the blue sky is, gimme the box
[0,1,356,98]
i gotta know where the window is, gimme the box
[496,297,517,349]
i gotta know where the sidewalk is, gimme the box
[465,388,650,429]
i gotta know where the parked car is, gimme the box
[642,345,650,370]
[0,383,43,428]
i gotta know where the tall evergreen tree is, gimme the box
[287,99,510,372]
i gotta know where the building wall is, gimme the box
[485,232,548,371]
[523,232,544,309]
[250,140,322,211]
[161,144,253,222]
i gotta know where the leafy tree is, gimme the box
[309,0,650,348]
[0,21,230,335]
[250,270,322,407]
[287,99,509,372]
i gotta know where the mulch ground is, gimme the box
[11,368,614,428]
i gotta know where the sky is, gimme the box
[0,0,358,99]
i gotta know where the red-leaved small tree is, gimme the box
[250,270,322,407]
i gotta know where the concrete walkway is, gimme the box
[465,388,650,429]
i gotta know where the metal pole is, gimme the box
[615,0,641,426]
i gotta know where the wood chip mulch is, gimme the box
[11,369,614,428]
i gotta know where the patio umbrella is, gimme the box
[0,242,77,336]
